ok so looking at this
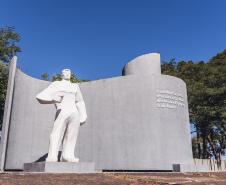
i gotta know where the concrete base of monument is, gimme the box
[23,162,96,173]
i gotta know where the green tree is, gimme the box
[0,26,21,129]
[41,73,49,81]
[0,63,9,130]
[41,72,89,83]
[0,26,21,63]
[162,50,226,164]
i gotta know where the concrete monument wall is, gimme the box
[0,53,193,171]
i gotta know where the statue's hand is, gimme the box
[53,92,64,103]
[53,96,62,103]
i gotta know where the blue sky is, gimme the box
[1,0,226,80]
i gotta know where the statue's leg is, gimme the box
[61,113,80,162]
[46,112,68,162]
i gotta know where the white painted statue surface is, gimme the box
[36,69,87,162]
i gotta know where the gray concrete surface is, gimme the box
[181,159,226,172]
[24,162,96,173]
[122,53,161,76]
[0,53,194,171]
[0,57,17,171]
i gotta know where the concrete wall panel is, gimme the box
[4,68,193,170]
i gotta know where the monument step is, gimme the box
[24,162,96,173]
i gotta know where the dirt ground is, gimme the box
[0,172,226,185]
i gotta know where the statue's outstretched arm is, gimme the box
[36,81,61,104]
[75,85,87,123]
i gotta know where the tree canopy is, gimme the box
[0,27,21,129]
[0,26,21,64]
[41,72,89,83]
[162,51,226,163]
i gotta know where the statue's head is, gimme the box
[62,69,71,80]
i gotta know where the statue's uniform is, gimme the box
[36,80,87,162]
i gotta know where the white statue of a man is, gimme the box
[36,69,87,162]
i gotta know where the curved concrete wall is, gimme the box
[122,53,161,76]
[2,53,193,171]
[5,69,54,169]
